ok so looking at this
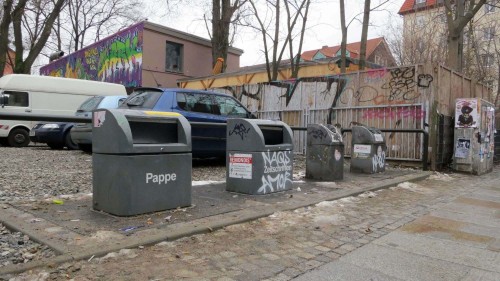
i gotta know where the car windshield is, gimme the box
[121,90,163,109]
[77,96,104,112]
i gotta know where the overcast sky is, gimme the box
[143,0,404,66]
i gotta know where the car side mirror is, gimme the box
[0,95,6,107]
[248,112,258,119]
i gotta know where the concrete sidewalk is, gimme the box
[0,167,431,275]
[293,170,500,281]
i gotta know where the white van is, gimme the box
[0,74,127,147]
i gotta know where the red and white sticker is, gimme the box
[229,153,252,179]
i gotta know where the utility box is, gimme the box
[453,98,495,175]
[226,118,294,195]
[306,124,344,181]
[350,126,386,174]
[92,109,192,216]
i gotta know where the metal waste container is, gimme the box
[306,124,344,181]
[226,118,293,195]
[350,125,386,174]
[92,109,192,216]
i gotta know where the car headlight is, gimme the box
[41,124,60,129]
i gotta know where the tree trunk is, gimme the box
[0,0,14,78]
[339,0,347,73]
[359,0,370,70]
[444,0,486,71]
[12,0,65,74]
[211,0,240,73]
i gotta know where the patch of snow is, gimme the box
[192,181,224,186]
[358,191,377,198]
[428,172,453,182]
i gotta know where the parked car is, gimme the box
[31,95,126,150]
[30,122,78,149]
[70,95,127,152]
[118,88,256,158]
[0,74,127,147]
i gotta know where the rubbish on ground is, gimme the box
[52,199,64,205]
[119,225,144,232]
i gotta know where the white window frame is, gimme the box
[482,53,494,67]
[416,0,426,4]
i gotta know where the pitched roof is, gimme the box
[398,0,442,15]
[301,37,386,61]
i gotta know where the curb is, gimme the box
[0,171,432,276]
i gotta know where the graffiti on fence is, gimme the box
[337,67,434,106]
[417,74,433,88]
[222,84,262,101]
[40,23,144,87]
[362,107,426,119]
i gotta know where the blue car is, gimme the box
[119,88,255,158]
[30,122,77,149]
[70,95,127,152]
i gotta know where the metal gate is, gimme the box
[258,104,427,162]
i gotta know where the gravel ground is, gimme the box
[0,144,307,269]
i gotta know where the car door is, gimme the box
[175,92,226,156]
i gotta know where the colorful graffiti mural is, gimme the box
[40,23,144,87]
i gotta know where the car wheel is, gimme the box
[78,144,92,153]
[64,132,79,150]
[47,142,64,150]
[7,128,30,147]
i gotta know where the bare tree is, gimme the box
[386,7,449,66]
[444,0,486,71]
[339,0,347,73]
[247,0,310,81]
[209,0,247,72]
[359,0,371,70]
[0,0,65,74]
[0,0,14,76]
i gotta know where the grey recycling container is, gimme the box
[92,109,192,216]
[350,125,386,174]
[306,124,344,181]
[226,118,294,195]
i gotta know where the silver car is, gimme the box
[70,95,127,152]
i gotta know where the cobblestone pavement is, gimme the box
[6,167,498,281]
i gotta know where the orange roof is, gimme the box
[301,37,385,61]
[398,0,441,15]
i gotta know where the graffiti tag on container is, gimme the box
[372,146,385,172]
[229,123,251,140]
[257,151,293,194]
[309,128,328,140]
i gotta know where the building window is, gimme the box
[166,41,183,72]
[416,0,426,4]
[484,27,495,40]
[439,14,447,23]
[416,15,425,27]
[485,4,495,14]
[417,41,425,52]
[481,54,494,67]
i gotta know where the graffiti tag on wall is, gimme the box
[40,23,144,87]
[257,151,293,194]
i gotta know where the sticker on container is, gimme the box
[229,153,252,179]
[374,134,383,142]
[353,144,371,159]
[93,111,106,127]
[334,149,342,161]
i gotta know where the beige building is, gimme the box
[398,0,499,92]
